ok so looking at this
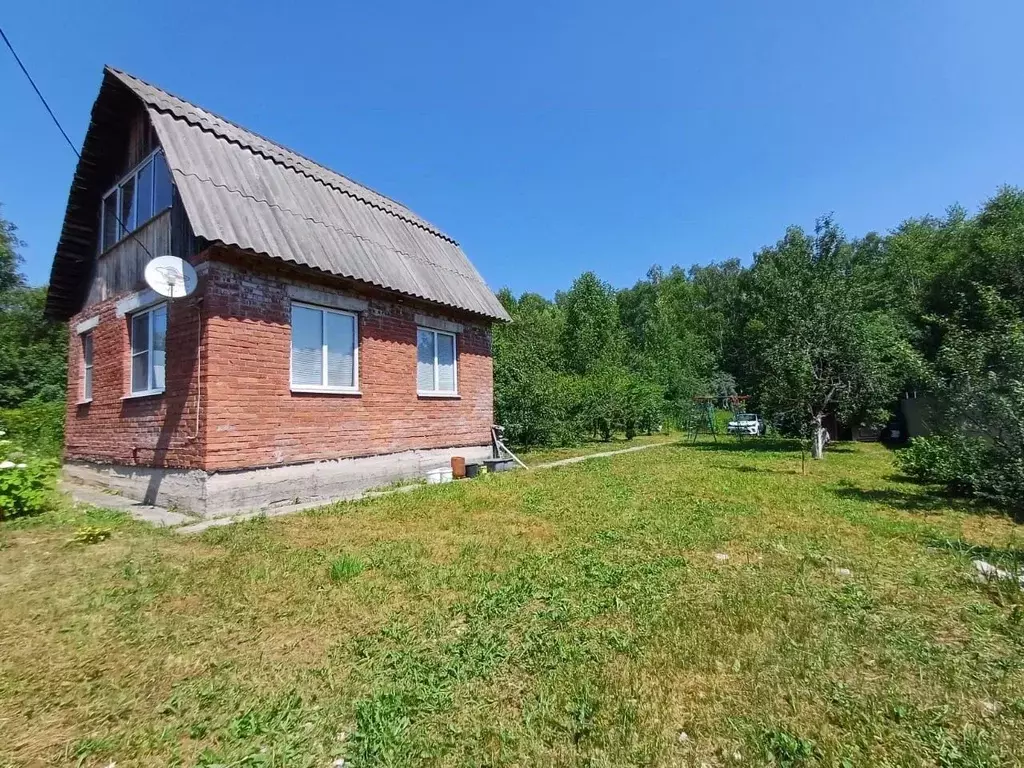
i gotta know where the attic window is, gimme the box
[100,150,173,252]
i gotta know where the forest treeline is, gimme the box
[494,186,1024,507]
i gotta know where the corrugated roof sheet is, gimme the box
[105,68,510,321]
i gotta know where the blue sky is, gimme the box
[2,1,1023,295]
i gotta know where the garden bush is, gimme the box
[895,435,986,494]
[0,427,58,519]
[0,399,64,458]
[896,433,1024,512]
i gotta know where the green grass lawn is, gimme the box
[516,431,678,466]
[2,440,1024,767]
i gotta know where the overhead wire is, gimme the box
[2,23,204,441]
[0,23,157,262]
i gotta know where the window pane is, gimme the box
[120,176,136,234]
[102,193,118,250]
[153,152,173,212]
[131,312,149,355]
[136,158,155,225]
[436,333,456,392]
[132,351,149,393]
[325,312,356,388]
[83,333,93,400]
[291,306,323,386]
[151,306,167,390]
[417,329,435,391]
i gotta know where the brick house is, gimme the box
[45,67,510,517]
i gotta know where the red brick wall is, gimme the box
[201,251,494,471]
[63,247,495,472]
[64,292,204,469]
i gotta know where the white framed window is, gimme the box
[129,303,167,396]
[417,327,457,395]
[81,331,94,402]
[100,149,174,252]
[290,302,359,393]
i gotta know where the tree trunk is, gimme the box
[811,415,825,460]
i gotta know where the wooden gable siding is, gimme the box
[84,193,197,309]
[119,104,157,177]
[86,210,170,305]
[83,107,198,310]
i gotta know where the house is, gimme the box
[45,67,510,517]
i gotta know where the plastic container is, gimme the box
[484,458,514,473]
[427,467,454,484]
[451,456,467,479]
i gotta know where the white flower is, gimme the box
[16,463,27,469]
[0,460,16,470]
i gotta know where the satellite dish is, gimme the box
[144,256,197,299]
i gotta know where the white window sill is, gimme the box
[76,398,93,406]
[418,391,461,399]
[290,386,362,396]
[122,389,165,400]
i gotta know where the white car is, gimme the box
[727,413,764,436]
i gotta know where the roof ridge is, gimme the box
[104,66,457,245]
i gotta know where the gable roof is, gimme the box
[46,67,510,322]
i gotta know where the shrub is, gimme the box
[0,400,64,458]
[895,435,986,494]
[0,429,58,520]
[904,283,1024,512]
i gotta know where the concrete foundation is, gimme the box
[63,444,492,518]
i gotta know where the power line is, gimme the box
[0,24,79,158]
[1,23,156,262]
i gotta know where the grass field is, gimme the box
[516,431,677,466]
[2,440,1023,767]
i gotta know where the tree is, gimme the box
[897,188,1024,509]
[707,370,737,406]
[0,206,26,294]
[618,266,715,423]
[0,206,67,408]
[493,289,577,446]
[689,258,746,376]
[743,217,913,458]
[558,272,623,376]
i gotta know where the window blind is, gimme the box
[417,329,435,391]
[326,311,356,388]
[291,305,323,387]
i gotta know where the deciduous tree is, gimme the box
[743,217,913,458]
